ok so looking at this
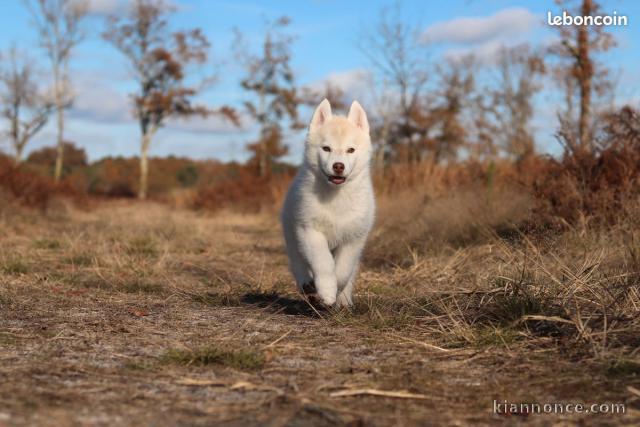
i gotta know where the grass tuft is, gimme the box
[33,239,62,250]
[473,326,522,348]
[120,279,164,294]
[0,332,17,346]
[338,296,430,330]
[161,345,266,371]
[605,358,640,378]
[2,260,29,275]
[63,254,93,266]
[126,237,158,257]
[124,359,157,371]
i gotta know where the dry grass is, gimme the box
[369,188,640,356]
[368,184,531,265]
[1,195,639,426]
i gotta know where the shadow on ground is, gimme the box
[241,291,320,317]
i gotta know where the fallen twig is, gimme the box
[330,389,428,400]
[175,378,226,387]
[627,386,640,398]
[262,329,292,349]
[388,333,451,352]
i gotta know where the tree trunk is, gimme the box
[54,106,65,181]
[139,131,152,200]
[11,108,21,164]
[259,142,267,178]
[14,146,23,164]
[375,119,389,174]
[258,85,267,178]
[53,62,65,182]
[577,0,593,153]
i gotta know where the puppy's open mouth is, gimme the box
[328,175,346,185]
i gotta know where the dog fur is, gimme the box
[281,99,375,307]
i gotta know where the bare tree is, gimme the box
[430,57,476,163]
[0,47,53,163]
[468,93,500,160]
[368,82,398,171]
[25,0,87,181]
[235,17,299,177]
[482,45,546,160]
[301,82,349,116]
[103,0,238,199]
[359,3,430,163]
[551,0,616,155]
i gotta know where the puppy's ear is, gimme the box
[347,100,369,133]
[310,99,332,133]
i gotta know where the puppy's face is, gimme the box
[305,99,371,186]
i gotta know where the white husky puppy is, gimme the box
[281,99,375,307]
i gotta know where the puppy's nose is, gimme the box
[332,162,345,175]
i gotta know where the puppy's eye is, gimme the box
[322,146,331,152]
[347,147,355,153]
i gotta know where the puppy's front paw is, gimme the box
[335,292,353,309]
[316,289,337,307]
[299,281,328,308]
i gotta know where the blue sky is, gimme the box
[0,0,638,163]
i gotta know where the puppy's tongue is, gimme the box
[329,175,346,185]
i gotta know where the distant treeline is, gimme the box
[4,142,295,200]
[2,105,639,229]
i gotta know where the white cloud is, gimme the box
[69,71,248,136]
[69,73,133,123]
[421,8,538,45]
[307,68,373,101]
[444,39,510,64]
[85,0,184,15]
[86,0,128,15]
[153,130,251,162]
[167,112,252,135]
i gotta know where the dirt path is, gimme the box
[0,203,637,426]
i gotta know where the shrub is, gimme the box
[0,155,83,210]
[531,107,640,228]
[192,166,294,212]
